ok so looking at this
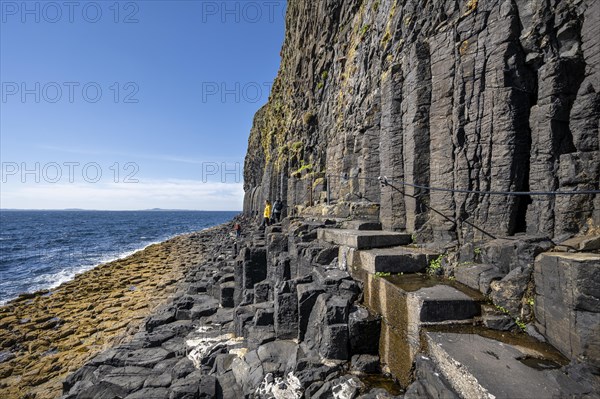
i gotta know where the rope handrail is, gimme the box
[326,174,600,197]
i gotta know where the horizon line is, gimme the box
[0,208,242,212]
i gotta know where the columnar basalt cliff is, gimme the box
[243,0,599,241]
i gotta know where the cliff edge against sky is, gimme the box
[244,0,599,241]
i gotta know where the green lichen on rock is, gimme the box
[359,24,371,39]
[302,111,316,125]
[293,161,313,177]
[291,141,304,153]
[466,0,478,14]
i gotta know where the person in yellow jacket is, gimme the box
[263,200,272,227]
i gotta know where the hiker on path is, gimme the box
[263,200,272,227]
[233,222,242,238]
[272,199,283,223]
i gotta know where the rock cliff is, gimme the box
[243,0,599,241]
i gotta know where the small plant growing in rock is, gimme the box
[427,254,445,276]
[515,317,527,331]
[474,247,482,256]
[381,31,391,46]
[291,141,304,152]
[292,161,313,177]
[495,304,510,314]
[374,271,391,278]
[526,297,535,307]
[302,112,316,125]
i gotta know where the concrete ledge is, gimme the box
[408,286,480,323]
[427,332,590,399]
[359,272,482,384]
[359,247,439,274]
[317,229,412,249]
[340,220,383,231]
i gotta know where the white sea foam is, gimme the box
[186,325,243,368]
[0,239,168,306]
[332,377,362,399]
[256,372,303,399]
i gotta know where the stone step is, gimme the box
[407,285,480,323]
[340,220,382,231]
[357,273,481,385]
[478,304,515,331]
[426,332,594,399]
[358,246,440,274]
[317,228,412,250]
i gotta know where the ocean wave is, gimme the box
[0,211,237,305]
[0,241,164,305]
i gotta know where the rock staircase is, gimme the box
[318,227,483,385]
[316,226,599,398]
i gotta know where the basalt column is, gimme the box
[554,0,600,233]
[401,41,432,234]
[379,65,406,232]
[429,30,458,242]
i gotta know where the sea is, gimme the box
[0,210,238,305]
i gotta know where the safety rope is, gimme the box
[330,174,600,196]
[325,173,599,243]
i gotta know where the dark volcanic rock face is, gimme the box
[243,0,599,240]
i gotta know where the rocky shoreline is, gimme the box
[50,216,600,399]
[3,217,598,399]
[56,218,404,399]
[0,224,227,399]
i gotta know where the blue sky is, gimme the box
[0,0,286,210]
